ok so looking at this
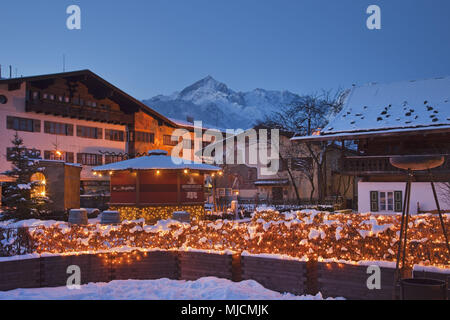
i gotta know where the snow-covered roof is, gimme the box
[169,118,227,133]
[92,150,221,172]
[254,179,290,186]
[293,76,450,141]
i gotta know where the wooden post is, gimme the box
[177,171,181,204]
[135,171,140,205]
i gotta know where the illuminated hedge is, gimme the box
[110,205,205,223]
[23,210,450,268]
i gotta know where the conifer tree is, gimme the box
[1,133,51,221]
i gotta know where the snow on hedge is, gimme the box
[0,277,341,300]
[1,210,448,269]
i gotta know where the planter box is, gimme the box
[241,256,307,295]
[317,262,396,300]
[0,258,40,291]
[179,251,233,281]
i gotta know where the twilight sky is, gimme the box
[1,0,450,99]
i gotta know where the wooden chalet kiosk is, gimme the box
[93,150,221,222]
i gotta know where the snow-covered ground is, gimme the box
[0,277,341,300]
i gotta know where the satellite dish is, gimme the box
[390,155,445,171]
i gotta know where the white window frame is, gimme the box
[379,191,395,212]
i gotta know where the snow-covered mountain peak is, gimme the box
[178,76,232,101]
[143,77,303,129]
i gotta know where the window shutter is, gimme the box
[66,152,74,163]
[370,191,379,212]
[67,124,74,136]
[33,120,41,133]
[77,126,82,137]
[77,153,83,164]
[394,191,403,213]
[6,116,14,130]
[44,121,50,134]
[97,128,103,139]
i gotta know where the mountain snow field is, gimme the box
[143,76,303,129]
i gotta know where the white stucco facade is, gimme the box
[358,181,450,215]
[0,82,128,182]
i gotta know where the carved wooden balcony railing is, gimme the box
[342,155,450,175]
[26,99,134,125]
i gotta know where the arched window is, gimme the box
[31,172,46,198]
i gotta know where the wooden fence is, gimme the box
[0,252,447,300]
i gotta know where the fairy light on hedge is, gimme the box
[23,211,449,268]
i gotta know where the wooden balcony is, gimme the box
[26,99,134,125]
[342,155,450,176]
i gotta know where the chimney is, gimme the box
[9,65,12,78]
[186,115,194,124]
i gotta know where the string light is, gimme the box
[19,210,449,269]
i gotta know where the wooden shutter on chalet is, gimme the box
[66,152,74,163]
[77,153,83,164]
[6,116,14,129]
[77,126,83,137]
[44,121,51,134]
[33,120,41,133]
[67,124,74,136]
[97,128,103,139]
[370,191,379,212]
[394,191,403,213]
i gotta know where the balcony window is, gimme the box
[135,131,155,143]
[7,148,41,162]
[7,116,40,133]
[44,121,74,136]
[77,153,103,166]
[44,150,74,163]
[163,135,179,146]
[77,125,102,139]
[105,129,125,142]
[105,155,125,164]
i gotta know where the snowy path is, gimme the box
[0,277,341,300]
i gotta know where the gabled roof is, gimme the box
[93,150,221,172]
[0,70,177,127]
[293,76,450,142]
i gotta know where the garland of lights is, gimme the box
[7,210,445,268]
